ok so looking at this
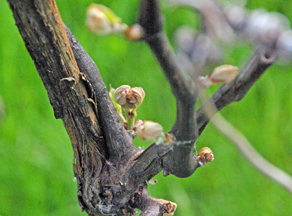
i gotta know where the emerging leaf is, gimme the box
[86,3,128,35]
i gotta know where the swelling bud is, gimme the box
[197,147,214,166]
[209,65,238,83]
[86,4,127,35]
[137,121,164,141]
[199,65,238,88]
[125,24,144,41]
[114,85,145,110]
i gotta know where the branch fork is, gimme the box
[7,0,286,215]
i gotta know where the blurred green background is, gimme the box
[1,0,292,215]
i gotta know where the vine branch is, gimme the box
[7,0,286,215]
[136,0,200,178]
[196,47,278,135]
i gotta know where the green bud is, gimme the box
[86,4,128,35]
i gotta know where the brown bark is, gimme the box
[7,0,278,215]
[7,0,176,215]
[7,0,136,215]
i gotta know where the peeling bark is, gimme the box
[7,0,278,215]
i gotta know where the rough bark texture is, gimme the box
[7,0,277,215]
[7,0,179,215]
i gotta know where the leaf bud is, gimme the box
[125,24,144,41]
[209,65,238,83]
[198,147,214,166]
[86,4,127,35]
[137,121,164,141]
[114,85,145,110]
[198,65,238,88]
[114,85,131,106]
[153,198,177,216]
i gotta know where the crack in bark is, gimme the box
[7,0,279,215]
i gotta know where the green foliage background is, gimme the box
[1,0,292,215]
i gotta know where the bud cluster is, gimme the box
[114,85,145,110]
[110,85,170,143]
[110,85,145,130]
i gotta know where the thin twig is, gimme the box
[171,0,290,193]
[139,0,197,140]
[199,85,292,195]
[135,0,200,178]
[168,0,235,41]
[196,47,278,135]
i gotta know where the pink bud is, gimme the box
[114,85,145,110]
[134,119,144,128]
[209,65,238,83]
[198,65,238,88]
[114,85,131,106]
[125,24,144,41]
[130,87,145,107]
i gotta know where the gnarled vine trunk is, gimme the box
[7,0,282,215]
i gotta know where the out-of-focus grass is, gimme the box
[0,0,292,215]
